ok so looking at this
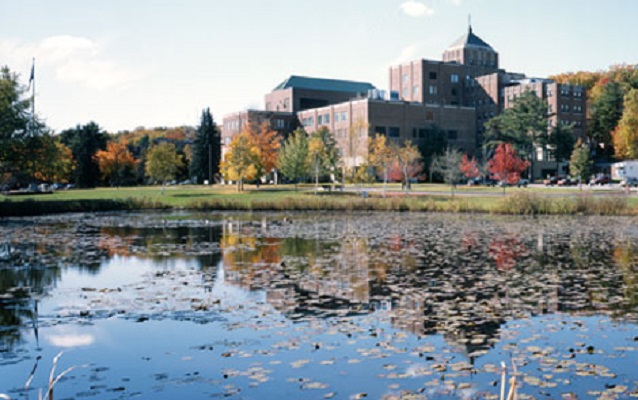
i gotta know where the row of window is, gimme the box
[402,72,461,84]
[375,126,459,141]
[301,111,349,127]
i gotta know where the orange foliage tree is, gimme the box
[460,154,479,179]
[489,143,530,193]
[245,121,282,180]
[94,140,137,187]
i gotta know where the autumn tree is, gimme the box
[394,140,424,192]
[308,132,327,191]
[220,131,259,192]
[343,118,368,184]
[28,134,75,183]
[488,143,530,194]
[189,108,221,184]
[277,128,309,191]
[613,88,638,159]
[310,126,340,186]
[569,139,593,185]
[145,142,184,193]
[368,134,394,195]
[245,121,282,183]
[94,140,137,187]
[460,154,480,179]
[432,148,463,195]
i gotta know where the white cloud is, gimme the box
[391,44,421,66]
[0,35,141,91]
[447,0,462,6]
[400,1,434,17]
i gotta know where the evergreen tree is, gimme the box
[59,122,108,188]
[569,139,593,183]
[589,82,623,157]
[189,108,221,184]
[547,123,575,173]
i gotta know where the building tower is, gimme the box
[442,23,499,70]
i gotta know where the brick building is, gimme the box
[222,24,587,179]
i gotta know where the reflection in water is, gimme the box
[1,213,637,362]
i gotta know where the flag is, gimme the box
[27,60,34,90]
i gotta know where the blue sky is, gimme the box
[1,0,636,133]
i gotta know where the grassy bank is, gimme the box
[1,184,637,217]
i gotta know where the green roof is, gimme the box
[273,75,375,93]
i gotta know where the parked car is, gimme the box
[557,177,576,186]
[51,183,65,190]
[544,176,559,186]
[516,179,529,188]
[620,177,638,187]
[65,183,76,190]
[589,175,610,186]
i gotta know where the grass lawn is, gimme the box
[1,184,637,216]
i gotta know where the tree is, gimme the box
[310,126,340,185]
[308,132,327,191]
[94,140,137,187]
[488,143,530,194]
[246,121,282,182]
[547,123,576,176]
[189,108,221,184]
[343,118,368,184]
[613,88,638,159]
[145,142,184,193]
[28,134,75,183]
[368,134,394,196]
[460,154,480,179]
[589,82,623,156]
[220,131,259,192]
[277,128,309,191]
[0,66,31,174]
[395,140,423,192]
[569,138,593,185]
[485,91,547,180]
[60,122,108,188]
[432,148,463,195]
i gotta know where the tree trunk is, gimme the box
[383,169,387,198]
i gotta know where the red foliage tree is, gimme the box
[489,143,530,186]
[460,154,479,178]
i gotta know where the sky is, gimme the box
[1,0,637,133]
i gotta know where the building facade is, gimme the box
[222,24,587,180]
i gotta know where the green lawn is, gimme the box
[1,184,636,216]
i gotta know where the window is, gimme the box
[388,127,400,137]
[275,119,285,129]
[418,128,428,138]
[429,85,437,95]
[284,98,290,110]
[318,115,323,125]
[451,88,457,96]
[573,105,582,113]
[341,112,347,122]
[450,74,459,83]
[425,111,434,121]
[309,117,314,126]
[413,85,419,97]
[429,72,437,80]
[334,113,340,123]
[447,130,458,140]
[402,73,409,83]
[375,126,386,136]
[403,88,409,99]
[324,114,330,124]
[412,128,417,138]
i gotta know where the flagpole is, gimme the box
[31,57,35,133]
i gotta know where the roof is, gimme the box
[446,26,495,51]
[273,75,375,93]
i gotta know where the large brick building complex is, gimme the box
[222,24,587,179]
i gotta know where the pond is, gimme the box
[1,211,638,399]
